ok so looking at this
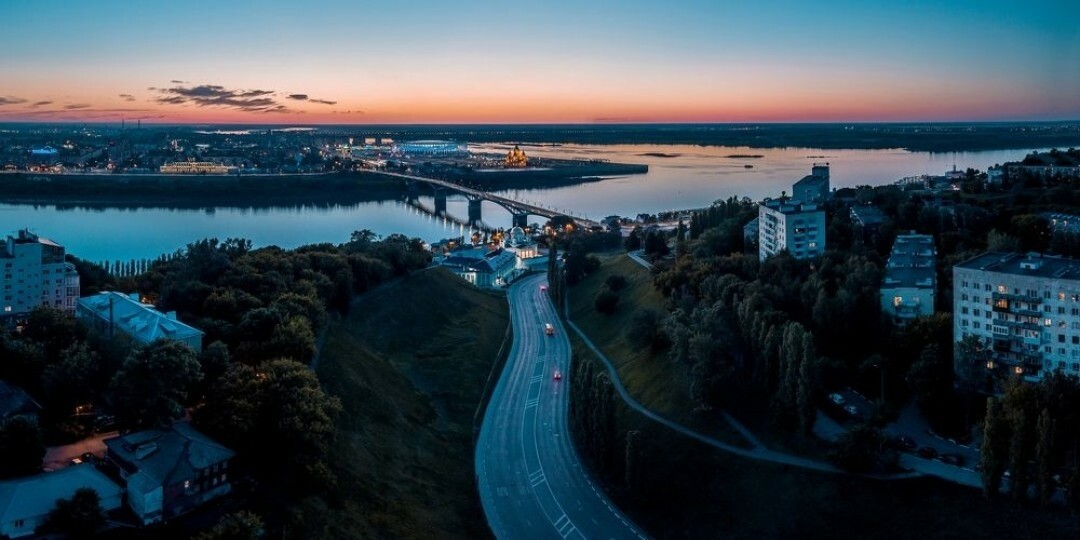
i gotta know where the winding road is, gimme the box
[476,273,647,540]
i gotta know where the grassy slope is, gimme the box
[315,267,508,539]
[568,254,695,422]
[569,256,1080,538]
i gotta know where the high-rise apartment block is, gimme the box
[953,252,1080,383]
[1,230,80,320]
[757,199,826,261]
[881,234,935,324]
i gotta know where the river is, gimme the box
[0,143,1044,262]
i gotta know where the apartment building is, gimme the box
[881,234,935,324]
[0,230,80,321]
[953,252,1080,383]
[757,199,826,261]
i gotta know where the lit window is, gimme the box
[1015,366,1024,375]
[893,296,903,307]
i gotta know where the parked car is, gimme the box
[893,435,917,451]
[553,369,562,380]
[828,393,845,406]
[94,414,116,432]
[544,323,555,336]
[917,446,938,459]
[843,404,859,418]
[937,453,964,466]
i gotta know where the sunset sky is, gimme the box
[1,0,1077,124]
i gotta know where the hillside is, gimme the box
[313,267,508,538]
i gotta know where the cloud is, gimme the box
[156,83,283,111]
[31,100,53,108]
[0,96,28,106]
[310,99,337,105]
[287,94,309,100]
[64,103,92,109]
[170,80,188,84]
[119,94,136,102]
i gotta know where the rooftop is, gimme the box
[955,252,1080,281]
[104,422,234,488]
[0,465,121,524]
[761,198,822,214]
[78,292,203,344]
[884,234,936,289]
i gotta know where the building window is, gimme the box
[973,309,981,316]
[974,322,981,329]
[961,319,969,327]
[962,307,969,314]
[1060,292,1067,301]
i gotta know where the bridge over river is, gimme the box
[372,170,602,230]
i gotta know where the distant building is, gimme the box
[0,465,123,538]
[503,226,539,259]
[881,234,936,325]
[505,145,528,168]
[28,146,59,165]
[391,140,467,157]
[77,292,203,352]
[757,199,826,261]
[159,161,232,174]
[850,205,887,241]
[792,163,830,203]
[103,423,234,525]
[0,230,81,321]
[1043,212,1080,235]
[439,245,518,288]
[953,252,1080,385]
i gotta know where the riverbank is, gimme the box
[0,171,402,208]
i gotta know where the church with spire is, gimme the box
[505,145,528,168]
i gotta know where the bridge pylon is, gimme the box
[468,197,483,226]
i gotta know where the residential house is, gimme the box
[103,423,234,525]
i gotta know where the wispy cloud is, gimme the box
[31,100,53,108]
[156,83,284,112]
[64,103,92,109]
[0,96,28,106]
[119,94,136,102]
[310,98,337,105]
[287,94,309,100]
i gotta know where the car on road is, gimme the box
[893,435,917,451]
[842,404,859,418]
[80,452,96,463]
[544,323,555,336]
[917,446,938,459]
[828,393,845,406]
[937,453,964,466]
[553,369,562,380]
[540,285,547,292]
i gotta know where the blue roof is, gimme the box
[78,292,203,345]
[0,465,121,524]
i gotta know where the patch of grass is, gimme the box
[314,267,508,539]
[568,254,695,421]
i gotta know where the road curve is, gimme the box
[476,273,647,540]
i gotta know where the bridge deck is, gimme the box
[373,170,601,228]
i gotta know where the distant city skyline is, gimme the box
[1,0,1078,124]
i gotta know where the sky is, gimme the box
[0,0,1078,124]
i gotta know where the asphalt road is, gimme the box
[476,273,647,540]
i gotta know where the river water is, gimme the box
[0,143,1043,262]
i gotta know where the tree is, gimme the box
[0,415,44,478]
[906,344,954,431]
[194,511,265,540]
[981,397,1009,497]
[41,488,105,538]
[42,343,100,421]
[626,309,667,352]
[109,340,203,429]
[594,289,619,315]
[605,274,627,292]
[1034,408,1056,506]
[829,425,885,473]
[196,359,341,493]
[624,227,642,251]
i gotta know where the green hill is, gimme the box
[314,267,508,538]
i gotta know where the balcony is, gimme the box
[993,292,1040,304]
